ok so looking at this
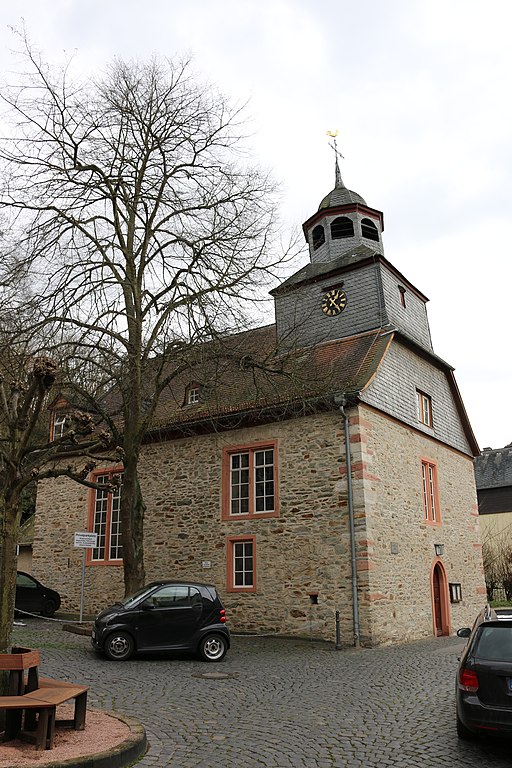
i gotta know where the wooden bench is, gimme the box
[0,648,89,750]
[1,682,88,750]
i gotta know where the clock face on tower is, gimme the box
[321,288,347,317]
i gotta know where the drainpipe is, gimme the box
[335,394,361,648]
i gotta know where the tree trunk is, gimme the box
[0,495,20,699]
[119,453,146,596]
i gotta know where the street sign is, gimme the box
[74,532,98,548]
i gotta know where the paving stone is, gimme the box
[10,619,512,767]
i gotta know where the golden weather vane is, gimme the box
[326,129,344,186]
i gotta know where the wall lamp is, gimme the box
[434,543,444,557]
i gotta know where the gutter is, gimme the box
[334,393,361,648]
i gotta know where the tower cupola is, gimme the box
[303,151,384,265]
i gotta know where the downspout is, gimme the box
[335,394,361,648]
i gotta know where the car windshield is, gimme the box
[474,625,512,661]
[119,585,158,608]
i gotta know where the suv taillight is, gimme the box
[220,608,226,624]
[459,668,478,692]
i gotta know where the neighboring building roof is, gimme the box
[474,444,512,490]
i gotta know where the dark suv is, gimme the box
[456,606,512,739]
[92,581,230,662]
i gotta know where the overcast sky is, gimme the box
[1,0,510,451]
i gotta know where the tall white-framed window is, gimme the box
[223,442,277,519]
[88,471,123,564]
[421,459,440,524]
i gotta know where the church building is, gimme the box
[33,157,486,646]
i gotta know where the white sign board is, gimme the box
[202,560,212,569]
[74,531,98,548]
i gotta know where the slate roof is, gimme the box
[318,185,367,209]
[147,325,392,436]
[271,245,381,294]
[474,444,512,490]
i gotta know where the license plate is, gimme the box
[508,678,512,691]
[91,629,96,640]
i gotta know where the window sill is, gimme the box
[222,510,278,521]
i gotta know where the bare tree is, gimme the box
[0,35,294,595]
[481,521,512,604]
[0,338,118,664]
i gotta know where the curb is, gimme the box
[41,711,147,768]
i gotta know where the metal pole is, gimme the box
[79,549,86,623]
[335,610,342,650]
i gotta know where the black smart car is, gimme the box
[15,571,61,617]
[92,581,230,662]
[456,606,512,739]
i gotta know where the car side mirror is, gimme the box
[456,627,471,638]
[140,600,155,611]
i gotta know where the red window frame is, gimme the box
[86,468,123,566]
[421,459,441,525]
[226,536,256,593]
[221,441,278,520]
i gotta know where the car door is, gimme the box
[134,585,203,651]
[15,573,42,613]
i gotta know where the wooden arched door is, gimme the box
[432,561,449,636]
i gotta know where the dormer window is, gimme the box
[399,286,407,308]
[331,216,354,239]
[52,412,66,440]
[361,218,379,242]
[312,224,325,250]
[185,383,202,406]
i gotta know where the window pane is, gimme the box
[109,483,123,560]
[254,449,274,513]
[233,541,254,587]
[231,453,249,515]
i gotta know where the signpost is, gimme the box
[74,532,98,622]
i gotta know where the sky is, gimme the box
[0,0,510,451]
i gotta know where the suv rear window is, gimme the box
[474,626,512,661]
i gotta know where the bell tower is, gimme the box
[272,141,434,353]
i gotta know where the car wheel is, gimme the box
[199,633,227,662]
[456,714,476,741]
[41,599,57,618]
[104,631,135,661]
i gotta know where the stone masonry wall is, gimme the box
[33,411,363,644]
[33,403,484,646]
[355,404,485,645]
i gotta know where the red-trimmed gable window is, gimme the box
[222,442,278,519]
[184,382,203,406]
[87,470,123,565]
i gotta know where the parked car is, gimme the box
[15,571,61,617]
[91,581,230,662]
[456,606,512,739]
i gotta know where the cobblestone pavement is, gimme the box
[11,618,512,768]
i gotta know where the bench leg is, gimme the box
[35,708,49,750]
[4,708,22,741]
[74,691,88,730]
